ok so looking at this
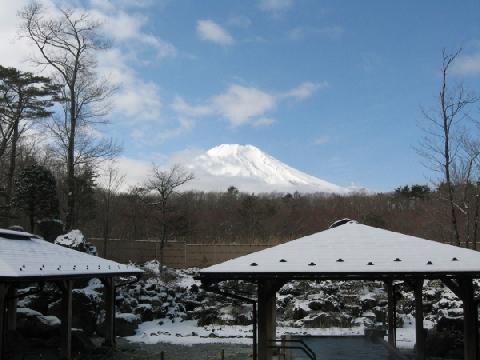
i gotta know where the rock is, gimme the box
[360,295,377,311]
[373,307,386,322]
[303,312,351,328]
[195,307,220,327]
[135,304,154,322]
[308,299,337,312]
[72,289,99,335]
[115,313,141,337]
[16,308,60,338]
[437,315,463,331]
[291,306,308,320]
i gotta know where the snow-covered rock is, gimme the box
[54,230,97,255]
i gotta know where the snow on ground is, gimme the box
[126,319,365,346]
[383,314,435,350]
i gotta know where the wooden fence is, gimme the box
[89,238,273,268]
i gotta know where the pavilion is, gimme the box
[198,220,480,360]
[0,228,143,360]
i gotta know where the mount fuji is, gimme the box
[180,144,363,194]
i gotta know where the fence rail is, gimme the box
[88,238,274,268]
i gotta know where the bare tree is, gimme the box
[99,161,125,258]
[146,164,194,273]
[418,49,478,246]
[19,2,115,229]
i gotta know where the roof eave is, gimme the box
[197,270,480,282]
[0,270,144,283]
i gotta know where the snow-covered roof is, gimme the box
[200,223,480,280]
[0,229,141,280]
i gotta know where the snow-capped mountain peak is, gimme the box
[181,144,362,194]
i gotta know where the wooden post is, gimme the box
[461,278,477,360]
[253,301,257,360]
[0,284,8,360]
[103,277,116,347]
[7,286,16,331]
[414,279,425,360]
[60,280,73,360]
[257,281,277,360]
[386,280,396,348]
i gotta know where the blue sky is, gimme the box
[1,0,480,191]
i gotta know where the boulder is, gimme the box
[308,299,337,312]
[16,308,60,338]
[303,312,351,328]
[135,304,154,322]
[114,313,141,337]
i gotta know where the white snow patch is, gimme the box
[126,319,365,345]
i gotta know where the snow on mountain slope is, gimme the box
[180,144,362,194]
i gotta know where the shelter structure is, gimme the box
[0,228,142,360]
[198,221,480,360]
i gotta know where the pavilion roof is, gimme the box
[0,229,142,281]
[199,222,480,281]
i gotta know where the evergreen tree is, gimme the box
[12,164,59,232]
[0,65,60,223]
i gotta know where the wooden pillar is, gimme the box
[461,278,477,360]
[103,277,116,347]
[7,286,16,331]
[386,280,396,347]
[0,284,8,360]
[59,280,73,360]
[414,279,425,360]
[257,280,277,360]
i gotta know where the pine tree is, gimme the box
[12,164,59,232]
[0,65,60,223]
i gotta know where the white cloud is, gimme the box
[196,19,234,46]
[258,0,293,12]
[173,81,325,127]
[172,96,212,117]
[97,48,163,121]
[453,53,480,76]
[156,118,194,143]
[103,156,152,190]
[92,9,176,59]
[284,81,328,100]
[212,85,276,126]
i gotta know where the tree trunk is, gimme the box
[65,87,77,230]
[473,182,480,250]
[103,193,110,258]
[5,119,20,226]
[160,198,167,275]
[441,69,461,246]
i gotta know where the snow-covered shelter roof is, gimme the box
[0,229,141,281]
[199,222,480,281]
